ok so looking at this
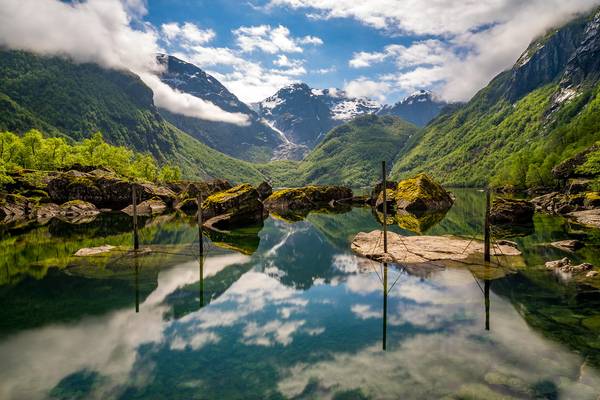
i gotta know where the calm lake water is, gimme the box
[2,189,600,399]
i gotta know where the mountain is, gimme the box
[378,90,448,127]
[0,50,266,183]
[259,115,418,187]
[256,83,380,149]
[156,55,284,163]
[391,8,600,188]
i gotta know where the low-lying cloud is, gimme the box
[0,0,250,126]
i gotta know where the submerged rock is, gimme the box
[264,185,353,212]
[551,240,584,251]
[545,257,594,274]
[202,184,265,228]
[74,245,116,257]
[394,174,453,213]
[395,209,448,234]
[490,198,534,224]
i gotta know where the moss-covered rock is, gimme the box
[122,198,167,216]
[395,209,448,234]
[202,184,264,228]
[264,185,353,212]
[256,181,273,201]
[394,174,453,212]
[0,193,35,222]
[490,198,535,224]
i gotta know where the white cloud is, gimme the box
[269,0,600,101]
[161,22,215,46]
[233,24,323,53]
[273,54,304,68]
[0,0,249,125]
[344,78,390,102]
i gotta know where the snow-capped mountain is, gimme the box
[256,83,380,148]
[156,54,286,162]
[377,90,447,127]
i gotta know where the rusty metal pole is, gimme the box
[382,161,388,254]
[132,184,139,251]
[484,188,491,262]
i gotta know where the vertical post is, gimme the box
[132,184,139,251]
[484,188,491,262]
[135,257,140,313]
[199,252,205,309]
[382,262,388,351]
[198,191,204,257]
[484,279,490,331]
[382,161,388,254]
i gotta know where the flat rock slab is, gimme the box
[351,230,521,265]
[74,245,116,257]
[568,209,600,228]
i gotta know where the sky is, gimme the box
[1,0,600,124]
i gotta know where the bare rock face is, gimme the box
[394,174,453,213]
[568,209,600,228]
[0,194,35,222]
[264,185,353,212]
[490,198,534,224]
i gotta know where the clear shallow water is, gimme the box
[1,190,600,399]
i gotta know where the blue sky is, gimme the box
[2,0,599,121]
[146,0,422,103]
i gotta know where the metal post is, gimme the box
[484,188,491,262]
[382,262,388,351]
[199,253,205,308]
[198,191,204,257]
[382,161,388,254]
[484,280,490,331]
[132,184,139,251]
[135,257,140,313]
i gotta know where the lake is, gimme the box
[1,189,600,399]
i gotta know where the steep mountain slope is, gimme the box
[378,90,447,127]
[256,83,380,148]
[391,9,600,188]
[0,50,265,183]
[259,115,418,187]
[157,55,284,162]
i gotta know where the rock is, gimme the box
[586,270,598,278]
[489,198,534,224]
[545,257,571,270]
[568,209,600,228]
[552,144,600,180]
[0,194,34,222]
[36,203,61,222]
[568,178,593,193]
[371,180,396,205]
[47,170,176,209]
[394,174,453,213]
[351,230,521,265]
[395,209,447,234]
[264,185,353,212]
[496,240,519,248]
[176,198,200,214]
[74,245,116,257]
[551,240,584,251]
[59,200,100,217]
[583,192,600,208]
[256,181,273,201]
[122,198,167,216]
[202,184,265,227]
[375,189,396,210]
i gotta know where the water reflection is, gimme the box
[0,191,600,399]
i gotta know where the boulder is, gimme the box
[74,245,116,257]
[394,174,453,213]
[371,180,397,206]
[264,186,353,212]
[256,181,273,201]
[202,184,265,227]
[490,198,534,224]
[176,198,200,214]
[551,240,584,251]
[0,194,35,222]
[122,198,167,216]
[36,203,61,222]
[584,192,600,208]
[395,209,448,234]
[545,257,593,274]
[47,170,176,209]
[59,200,100,217]
[375,189,396,211]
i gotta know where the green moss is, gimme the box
[395,173,450,203]
[203,184,254,208]
[582,315,600,331]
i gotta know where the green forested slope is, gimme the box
[391,9,600,189]
[0,50,265,184]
